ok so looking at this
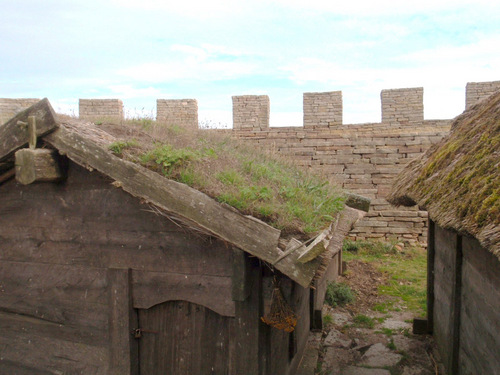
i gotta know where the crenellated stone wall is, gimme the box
[465,80,500,109]
[303,91,342,128]
[381,87,423,126]
[79,99,123,122]
[157,99,198,128]
[0,98,40,124]
[232,95,270,130]
[1,80,498,245]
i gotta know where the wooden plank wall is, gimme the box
[0,162,234,374]
[458,236,500,374]
[432,225,458,374]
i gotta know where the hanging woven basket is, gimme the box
[261,277,298,332]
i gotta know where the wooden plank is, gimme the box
[451,235,463,375]
[0,261,109,331]
[138,300,232,375]
[232,248,251,301]
[45,125,326,287]
[427,219,435,334]
[0,98,58,161]
[108,268,137,375]
[232,260,262,375]
[15,148,64,184]
[0,168,15,185]
[131,270,235,317]
[0,312,108,374]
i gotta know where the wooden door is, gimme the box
[138,300,233,375]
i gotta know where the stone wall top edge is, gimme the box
[157,98,198,103]
[303,91,342,96]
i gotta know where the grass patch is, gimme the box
[352,314,375,329]
[325,282,355,307]
[104,120,345,235]
[343,239,427,316]
[323,314,334,326]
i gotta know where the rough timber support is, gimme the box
[0,98,58,161]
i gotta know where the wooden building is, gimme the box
[0,99,367,375]
[389,91,500,374]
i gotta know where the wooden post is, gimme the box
[15,148,64,185]
[28,116,37,149]
[108,268,138,375]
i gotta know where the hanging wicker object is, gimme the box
[261,278,298,332]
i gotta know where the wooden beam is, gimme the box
[15,149,64,185]
[0,168,15,185]
[108,268,137,375]
[232,248,252,302]
[0,98,58,162]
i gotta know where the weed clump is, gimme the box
[325,282,355,307]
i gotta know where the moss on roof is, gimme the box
[98,119,345,237]
[389,91,500,259]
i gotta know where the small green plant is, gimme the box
[376,327,394,336]
[387,338,397,350]
[342,239,361,253]
[323,314,334,326]
[140,144,199,176]
[352,314,375,329]
[109,139,138,155]
[325,282,355,307]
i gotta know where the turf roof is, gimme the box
[388,91,500,260]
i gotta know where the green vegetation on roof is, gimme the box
[413,98,500,228]
[106,121,345,235]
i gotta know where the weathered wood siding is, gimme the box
[432,225,458,373]
[458,236,500,374]
[138,301,234,375]
[0,162,234,374]
[432,224,500,375]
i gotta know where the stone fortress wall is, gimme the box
[0,98,40,124]
[157,99,198,128]
[79,99,123,122]
[2,80,499,245]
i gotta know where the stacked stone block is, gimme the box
[157,99,198,128]
[79,99,123,122]
[465,80,500,109]
[0,98,39,124]
[231,120,451,245]
[232,95,270,130]
[303,91,342,128]
[381,87,423,126]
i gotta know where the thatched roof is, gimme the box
[0,99,368,287]
[388,91,500,260]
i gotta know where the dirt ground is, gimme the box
[314,260,442,375]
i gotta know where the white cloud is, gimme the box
[118,44,259,82]
[270,0,500,16]
[111,0,246,18]
[108,85,166,99]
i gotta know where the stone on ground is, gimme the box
[324,329,353,348]
[342,366,391,375]
[359,343,402,367]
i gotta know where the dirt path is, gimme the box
[311,260,442,375]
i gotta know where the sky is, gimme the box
[1,0,499,127]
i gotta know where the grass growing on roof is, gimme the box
[106,120,345,235]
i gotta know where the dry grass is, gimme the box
[98,119,345,236]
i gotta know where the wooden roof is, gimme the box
[0,99,367,287]
[388,91,500,260]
